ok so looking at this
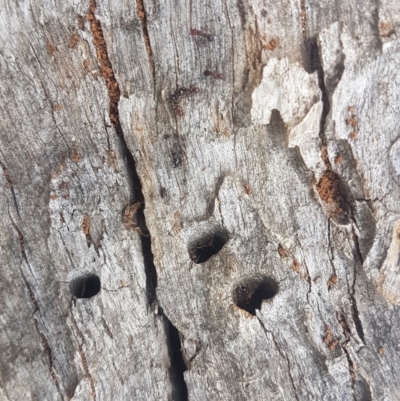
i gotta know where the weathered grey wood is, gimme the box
[1,0,400,400]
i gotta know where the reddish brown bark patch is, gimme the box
[263,38,280,51]
[316,171,350,224]
[323,326,338,351]
[346,106,358,140]
[46,42,56,55]
[68,33,80,49]
[86,1,121,131]
[135,0,156,85]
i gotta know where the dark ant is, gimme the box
[168,86,200,117]
[204,70,224,80]
[190,28,214,42]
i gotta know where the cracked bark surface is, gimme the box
[1,0,400,400]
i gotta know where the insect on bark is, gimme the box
[190,28,214,42]
[168,86,200,117]
[204,70,224,80]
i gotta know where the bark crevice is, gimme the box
[308,39,331,170]
[349,228,365,344]
[86,0,156,306]
[135,0,156,89]
[86,2,189,396]
[69,311,96,401]
[258,319,300,401]
[9,211,64,399]
[161,311,189,401]
[0,158,21,219]
[336,312,357,400]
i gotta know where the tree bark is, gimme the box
[1,0,400,400]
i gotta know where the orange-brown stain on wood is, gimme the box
[68,33,80,49]
[86,1,121,131]
[82,215,91,236]
[316,171,349,223]
[327,275,338,289]
[46,42,56,55]
[317,171,341,204]
[135,0,155,85]
[379,21,395,37]
[346,106,358,139]
[334,154,343,165]
[71,148,80,163]
[278,244,287,259]
[263,38,280,51]
[244,183,253,196]
[323,326,338,351]
[83,59,91,71]
[292,259,301,274]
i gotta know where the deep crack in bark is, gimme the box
[342,345,357,401]
[32,317,65,401]
[87,0,156,306]
[349,228,366,344]
[327,219,338,277]
[336,313,357,401]
[135,0,156,89]
[258,318,300,401]
[309,38,365,345]
[86,1,188,397]
[162,311,188,401]
[307,39,332,170]
[69,310,96,401]
[0,158,21,219]
[8,211,64,399]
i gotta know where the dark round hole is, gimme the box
[188,230,228,264]
[69,274,101,299]
[233,276,278,316]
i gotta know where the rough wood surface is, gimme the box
[1,0,400,400]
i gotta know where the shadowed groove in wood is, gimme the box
[85,1,188,396]
[87,0,122,133]
[307,38,332,170]
[165,316,188,401]
[7,211,65,398]
[135,0,156,88]
[0,158,21,219]
[86,0,155,305]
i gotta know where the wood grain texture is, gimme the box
[1,0,399,400]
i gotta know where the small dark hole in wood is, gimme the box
[188,230,228,264]
[233,277,278,315]
[69,274,101,299]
